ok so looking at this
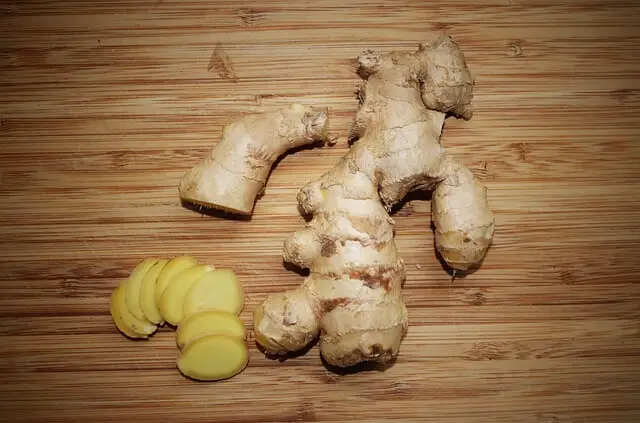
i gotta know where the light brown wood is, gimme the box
[1,0,639,422]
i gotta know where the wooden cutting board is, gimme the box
[1,1,639,422]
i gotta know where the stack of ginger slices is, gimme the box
[109,256,248,381]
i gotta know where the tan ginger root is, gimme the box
[179,104,330,215]
[253,34,494,368]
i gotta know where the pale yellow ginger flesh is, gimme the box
[111,283,157,338]
[110,258,249,382]
[125,258,160,321]
[155,256,198,306]
[183,268,244,317]
[110,287,145,339]
[253,33,495,368]
[179,103,330,216]
[160,264,215,326]
[140,259,168,324]
[176,310,246,349]
[177,335,249,381]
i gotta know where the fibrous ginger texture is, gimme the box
[253,33,494,368]
[179,104,330,215]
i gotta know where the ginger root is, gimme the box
[253,33,494,367]
[179,103,330,215]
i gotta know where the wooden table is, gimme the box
[1,1,639,422]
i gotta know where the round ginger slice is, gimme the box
[112,282,157,337]
[159,264,215,326]
[110,287,145,339]
[155,256,198,306]
[176,310,246,349]
[140,259,168,324]
[183,268,244,317]
[177,335,249,381]
[125,258,160,321]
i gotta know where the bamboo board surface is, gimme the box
[1,0,640,422]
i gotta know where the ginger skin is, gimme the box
[253,34,494,368]
[179,104,330,215]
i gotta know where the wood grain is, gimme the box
[1,0,639,422]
